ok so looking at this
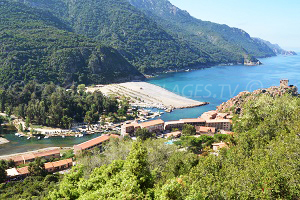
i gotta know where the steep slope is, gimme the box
[0,0,144,86]
[128,0,275,60]
[15,0,247,73]
[254,38,297,55]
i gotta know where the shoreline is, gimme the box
[87,82,209,110]
[0,147,72,159]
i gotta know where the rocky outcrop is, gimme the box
[217,82,298,115]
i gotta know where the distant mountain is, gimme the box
[1,0,282,86]
[127,0,276,59]
[0,0,144,86]
[254,38,297,56]
[14,0,276,73]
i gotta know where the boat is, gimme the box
[62,135,65,138]
[75,134,78,137]
[27,137,31,140]
[15,133,20,136]
[78,134,83,137]
[44,136,49,139]
[37,136,41,140]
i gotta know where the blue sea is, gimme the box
[148,54,300,121]
[1,54,299,155]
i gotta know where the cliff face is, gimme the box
[217,82,298,115]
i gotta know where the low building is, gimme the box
[45,158,73,173]
[121,122,140,136]
[206,119,232,131]
[196,126,216,135]
[6,166,30,179]
[140,119,164,133]
[17,166,30,177]
[4,149,61,166]
[6,159,73,179]
[73,134,120,154]
[165,131,182,139]
[164,121,184,131]
[34,149,60,161]
[179,118,206,126]
[212,142,228,151]
[10,156,26,166]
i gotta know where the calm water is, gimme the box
[1,54,299,155]
[0,133,102,156]
[148,54,300,121]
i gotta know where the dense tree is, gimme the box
[135,128,155,141]
[181,124,196,136]
[28,158,47,177]
[0,81,128,128]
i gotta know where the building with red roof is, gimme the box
[73,134,120,154]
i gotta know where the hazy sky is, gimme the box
[169,0,300,51]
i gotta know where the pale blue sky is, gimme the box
[169,0,300,51]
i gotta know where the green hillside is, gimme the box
[15,0,276,74]
[16,0,220,73]
[1,0,279,85]
[0,0,144,86]
[128,0,276,60]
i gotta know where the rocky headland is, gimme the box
[217,80,298,115]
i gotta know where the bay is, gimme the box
[1,54,299,155]
[147,54,300,121]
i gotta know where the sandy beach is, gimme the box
[87,82,208,109]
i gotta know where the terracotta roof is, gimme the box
[52,159,68,168]
[34,149,60,157]
[212,142,228,149]
[122,122,140,128]
[140,119,164,128]
[22,153,36,161]
[180,118,206,123]
[45,158,72,169]
[17,166,29,175]
[45,162,54,169]
[165,131,182,138]
[196,126,216,133]
[74,135,111,150]
[10,156,24,162]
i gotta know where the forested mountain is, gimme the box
[0,0,144,86]
[11,0,276,75]
[1,0,283,85]
[127,0,276,59]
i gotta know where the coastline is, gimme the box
[0,147,72,159]
[87,82,209,109]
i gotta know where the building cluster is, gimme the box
[3,149,61,166]
[6,158,73,180]
[121,111,232,137]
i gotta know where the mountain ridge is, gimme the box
[0,0,145,86]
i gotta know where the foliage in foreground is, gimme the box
[50,94,300,199]
[1,94,300,199]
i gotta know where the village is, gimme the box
[1,108,233,181]
[2,80,296,181]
